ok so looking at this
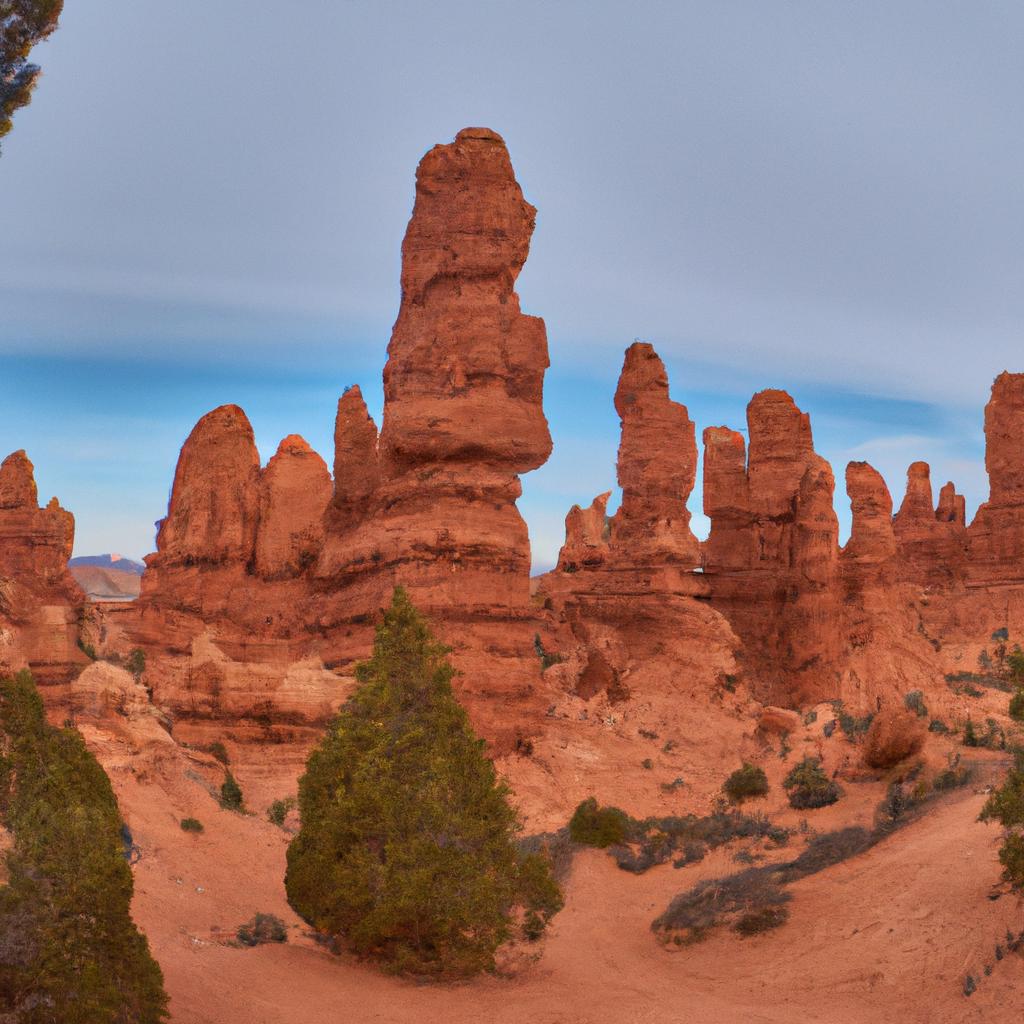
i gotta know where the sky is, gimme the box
[2,1,1022,569]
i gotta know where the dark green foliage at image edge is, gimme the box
[0,670,168,1021]
[285,588,563,977]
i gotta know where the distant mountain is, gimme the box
[69,553,146,576]
[70,565,142,601]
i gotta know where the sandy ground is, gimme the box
[83,716,1023,1024]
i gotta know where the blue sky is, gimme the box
[1,2,1019,568]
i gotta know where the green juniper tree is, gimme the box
[1,1,65,148]
[0,670,168,1022]
[285,588,562,977]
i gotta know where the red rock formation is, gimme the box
[702,427,749,571]
[318,128,552,616]
[842,461,896,571]
[540,344,740,710]
[0,450,84,681]
[969,372,1024,586]
[608,343,700,567]
[556,492,611,573]
[150,405,260,570]
[255,435,331,580]
[936,482,965,526]
[701,390,840,705]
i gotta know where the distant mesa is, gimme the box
[70,554,144,601]
[70,553,146,575]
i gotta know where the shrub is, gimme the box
[267,795,297,828]
[1009,647,1024,685]
[783,757,840,810]
[723,763,768,803]
[0,671,168,1020]
[208,741,230,765]
[180,817,204,833]
[1010,690,1024,723]
[997,834,1024,889]
[963,718,979,747]
[928,718,951,735]
[734,906,789,936]
[903,691,928,718]
[237,912,287,946]
[220,771,244,811]
[285,589,563,977]
[126,648,146,678]
[862,707,926,769]
[569,797,631,848]
[831,700,874,737]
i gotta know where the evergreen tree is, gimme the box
[285,588,562,977]
[0,670,168,1022]
[1,1,65,148]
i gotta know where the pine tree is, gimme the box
[285,588,562,976]
[1,1,65,148]
[0,670,168,1021]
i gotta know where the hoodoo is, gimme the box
[0,450,83,682]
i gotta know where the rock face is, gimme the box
[538,345,741,713]
[318,127,551,616]
[0,450,84,681]
[255,436,331,580]
[701,390,840,705]
[608,343,700,567]
[968,372,1024,586]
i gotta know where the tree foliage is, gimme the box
[285,588,562,977]
[783,757,840,809]
[1,0,64,147]
[0,670,168,1022]
[979,748,1024,891]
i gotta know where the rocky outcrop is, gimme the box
[255,436,331,580]
[700,390,840,705]
[968,372,1024,586]
[608,343,700,567]
[842,461,897,573]
[317,127,552,618]
[556,492,611,573]
[152,405,260,569]
[0,450,84,682]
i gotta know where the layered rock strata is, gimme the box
[0,450,84,681]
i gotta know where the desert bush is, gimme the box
[569,797,632,848]
[903,691,928,718]
[1010,689,1024,723]
[220,771,244,811]
[286,589,563,977]
[862,707,926,769]
[734,906,790,936]
[928,718,951,735]
[932,753,974,792]
[997,834,1024,889]
[208,741,230,765]
[652,867,789,942]
[831,700,874,737]
[267,795,297,827]
[180,817,204,833]
[126,648,146,678]
[723,763,769,803]
[783,757,840,810]
[0,670,167,1020]
[236,912,287,946]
